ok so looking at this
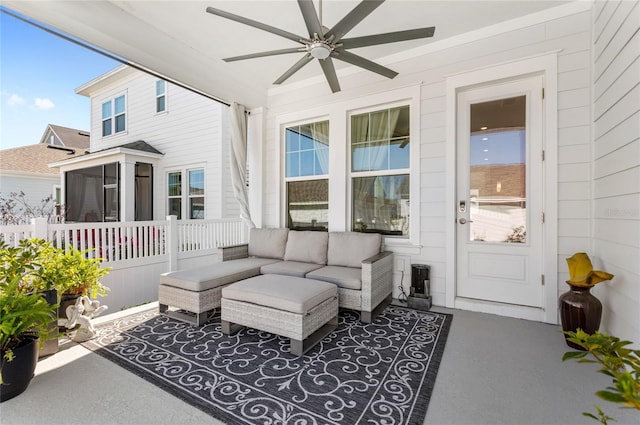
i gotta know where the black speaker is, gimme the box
[411,264,430,298]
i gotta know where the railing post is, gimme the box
[167,215,178,271]
[31,217,49,241]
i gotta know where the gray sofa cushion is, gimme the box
[159,258,279,292]
[283,230,329,265]
[327,232,382,268]
[306,265,362,290]
[222,274,337,314]
[248,228,289,259]
[260,261,324,278]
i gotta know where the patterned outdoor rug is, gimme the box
[83,305,452,425]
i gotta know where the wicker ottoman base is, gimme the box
[221,287,339,356]
[158,284,225,326]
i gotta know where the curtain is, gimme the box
[229,102,255,228]
[311,121,329,175]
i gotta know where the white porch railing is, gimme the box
[0,216,249,264]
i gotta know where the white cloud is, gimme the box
[7,94,25,106]
[34,97,55,110]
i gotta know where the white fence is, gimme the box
[0,216,250,311]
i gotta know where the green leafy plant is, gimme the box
[563,329,640,424]
[0,276,58,384]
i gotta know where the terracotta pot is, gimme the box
[1,336,39,402]
[559,284,602,350]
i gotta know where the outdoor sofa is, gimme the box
[158,228,394,326]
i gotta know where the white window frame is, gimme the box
[101,93,127,137]
[155,80,167,113]
[283,118,330,230]
[348,102,412,239]
[166,165,206,220]
[274,85,421,246]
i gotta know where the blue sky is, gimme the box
[1,9,119,149]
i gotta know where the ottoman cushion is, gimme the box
[160,258,280,292]
[222,275,337,314]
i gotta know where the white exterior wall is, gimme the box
[262,4,594,314]
[591,0,639,344]
[0,174,58,206]
[86,70,237,220]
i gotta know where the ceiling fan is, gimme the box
[206,0,435,93]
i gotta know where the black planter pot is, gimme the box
[0,336,39,402]
[58,293,81,332]
[38,289,59,358]
[559,284,602,350]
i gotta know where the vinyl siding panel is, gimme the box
[264,8,593,306]
[592,0,640,344]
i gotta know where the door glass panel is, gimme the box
[469,96,526,243]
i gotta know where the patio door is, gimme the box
[456,76,544,308]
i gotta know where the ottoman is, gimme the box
[221,275,339,356]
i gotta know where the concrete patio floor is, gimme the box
[1,302,637,425]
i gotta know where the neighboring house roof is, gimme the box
[0,143,85,175]
[39,124,90,149]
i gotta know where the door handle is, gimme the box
[459,218,474,224]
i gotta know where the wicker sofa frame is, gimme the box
[158,230,394,325]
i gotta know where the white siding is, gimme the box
[591,0,640,344]
[86,71,237,220]
[0,174,59,207]
[263,5,593,309]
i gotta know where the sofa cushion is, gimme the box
[326,232,382,268]
[248,228,289,259]
[260,261,324,278]
[159,258,279,292]
[306,266,362,290]
[222,274,337,314]
[283,230,329,265]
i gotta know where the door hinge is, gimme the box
[541,212,545,223]
[542,87,545,99]
[541,150,545,161]
[541,274,545,286]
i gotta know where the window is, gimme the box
[167,168,205,219]
[351,105,410,237]
[156,80,166,113]
[102,94,126,136]
[284,120,329,230]
[65,163,120,222]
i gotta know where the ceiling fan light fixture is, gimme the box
[309,41,332,59]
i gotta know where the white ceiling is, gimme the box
[4,0,571,108]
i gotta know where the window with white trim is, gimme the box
[156,80,166,113]
[350,105,410,237]
[101,94,126,137]
[284,120,329,231]
[167,168,205,220]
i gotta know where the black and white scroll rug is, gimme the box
[83,305,452,425]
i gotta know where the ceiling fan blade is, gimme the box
[341,27,436,49]
[206,6,307,44]
[274,54,314,84]
[325,0,385,42]
[223,48,304,62]
[298,0,323,38]
[318,58,341,93]
[331,50,398,79]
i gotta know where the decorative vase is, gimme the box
[0,337,39,402]
[559,283,602,350]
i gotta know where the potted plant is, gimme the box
[36,245,110,326]
[559,253,614,350]
[0,251,58,401]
